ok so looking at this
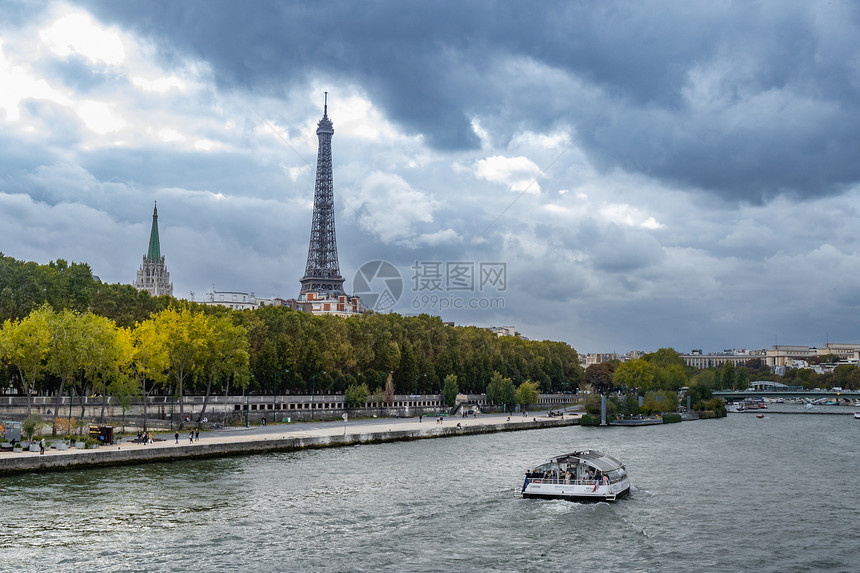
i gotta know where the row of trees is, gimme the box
[229,306,582,396]
[586,348,859,395]
[0,253,584,407]
[0,305,249,430]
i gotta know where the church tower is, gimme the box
[134,202,173,297]
[297,94,360,316]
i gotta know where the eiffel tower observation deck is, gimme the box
[299,93,347,296]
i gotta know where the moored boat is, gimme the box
[609,415,662,426]
[520,450,630,502]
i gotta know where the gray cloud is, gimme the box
[81,0,860,201]
[3,1,860,355]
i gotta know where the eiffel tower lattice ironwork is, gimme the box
[299,93,346,296]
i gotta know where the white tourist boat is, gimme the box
[520,450,630,502]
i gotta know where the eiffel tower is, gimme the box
[299,93,346,296]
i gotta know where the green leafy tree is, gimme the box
[515,380,540,408]
[442,374,459,407]
[622,392,641,416]
[687,383,714,410]
[130,318,170,431]
[583,394,617,417]
[584,394,602,415]
[485,371,516,411]
[345,383,370,409]
[735,366,751,390]
[612,358,656,392]
[79,313,132,422]
[585,362,614,394]
[720,362,736,390]
[641,390,678,415]
[0,305,53,414]
[22,413,44,442]
[45,309,87,433]
[384,372,395,405]
[643,348,685,368]
[198,314,250,423]
[150,307,213,423]
[690,369,717,389]
[655,363,689,391]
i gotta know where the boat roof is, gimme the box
[548,450,624,472]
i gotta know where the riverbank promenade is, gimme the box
[0,413,580,475]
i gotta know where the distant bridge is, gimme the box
[713,390,860,400]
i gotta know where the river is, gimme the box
[1,411,857,572]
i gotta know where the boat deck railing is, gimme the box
[527,477,612,486]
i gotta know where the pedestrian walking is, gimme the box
[195,429,199,441]
[188,431,193,444]
[39,438,45,455]
[174,432,179,444]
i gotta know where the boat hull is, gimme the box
[608,417,662,426]
[522,479,630,503]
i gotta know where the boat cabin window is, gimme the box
[605,467,627,483]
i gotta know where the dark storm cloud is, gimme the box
[80,0,860,202]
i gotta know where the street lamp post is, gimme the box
[274,368,289,423]
[245,374,253,428]
[67,386,72,444]
[311,371,325,414]
[414,373,426,416]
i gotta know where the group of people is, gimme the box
[175,429,200,444]
[136,431,154,445]
[525,465,609,485]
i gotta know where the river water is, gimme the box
[1,411,857,572]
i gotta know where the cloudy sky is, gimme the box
[2,0,860,355]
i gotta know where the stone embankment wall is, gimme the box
[0,392,576,427]
[0,417,579,475]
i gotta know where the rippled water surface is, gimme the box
[1,412,857,572]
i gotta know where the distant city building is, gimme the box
[487,326,519,337]
[681,349,766,369]
[750,380,790,391]
[134,202,173,297]
[585,353,618,367]
[296,93,361,316]
[199,291,268,311]
[298,291,361,317]
[766,343,860,368]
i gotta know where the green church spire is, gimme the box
[135,201,173,297]
[147,201,161,260]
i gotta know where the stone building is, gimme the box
[134,202,173,297]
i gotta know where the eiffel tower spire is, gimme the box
[299,92,346,296]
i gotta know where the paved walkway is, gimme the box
[2,412,578,461]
